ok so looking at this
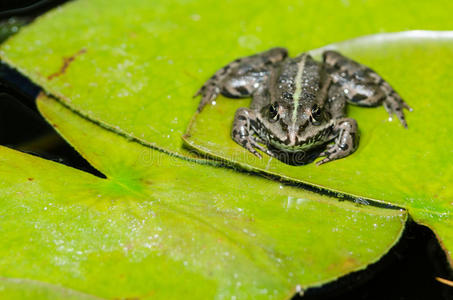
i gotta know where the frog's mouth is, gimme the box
[268,123,334,152]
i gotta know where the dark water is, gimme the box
[0,1,451,299]
[0,0,104,175]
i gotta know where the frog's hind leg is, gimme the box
[323,50,412,128]
[195,47,288,112]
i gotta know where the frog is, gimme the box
[194,47,411,165]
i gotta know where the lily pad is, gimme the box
[1,0,453,157]
[0,94,407,299]
[0,0,450,297]
[184,32,453,263]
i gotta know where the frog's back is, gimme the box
[274,53,322,106]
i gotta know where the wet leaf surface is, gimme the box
[0,95,406,299]
[0,0,451,298]
[184,33,453,263]
[1,0,453,156]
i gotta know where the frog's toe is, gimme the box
[193,87,203,98]
[249,149,262,158]
[245,141,262,159]
[402,100,413,112]
[317,147,345,165]
[236,135,274,159]
[317,149,338,165]
[316,157,331,166]
[195,84,220,112]
[383,96,410,128]
[248,137,273,158]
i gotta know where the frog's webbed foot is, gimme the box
[323,50,412,128]
[317,118,358,165]
[231,107,273,158]
[195,47,288,112]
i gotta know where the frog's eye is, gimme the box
[268,103,280,122]
[310,104,322,125]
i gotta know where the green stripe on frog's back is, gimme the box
[292,54,308,127]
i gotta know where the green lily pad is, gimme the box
[0,0,450,297]
[184,33,453,262]
[1,0,453,157]
[0,278,102,300]
[0,94,407,299]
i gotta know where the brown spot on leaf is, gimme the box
[142,179,153,185]
[328,257,359,271]
[47,48,87,80]
[27,178,34,181]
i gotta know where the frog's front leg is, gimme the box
[323,50,412,128]
[231,107,273,158]
[316,118,358,165]
[195,47,288,112]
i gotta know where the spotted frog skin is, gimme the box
[195,48,411,165]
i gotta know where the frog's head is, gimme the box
[258,99,333,152]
